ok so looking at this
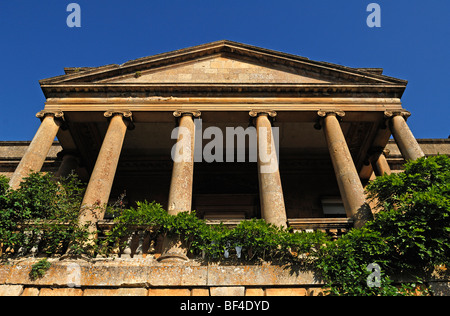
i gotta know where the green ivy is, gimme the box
[102,200,328,263]
[29,258,51,280]
[315,155,449,296]
[1,155,449,296]
[0,172,90,258]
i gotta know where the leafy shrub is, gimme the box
[0,172,89,257]
[365,155,450,272]
[103,201,328,262]
[315,155,449,295]
[29,258,51,280]
[1,155,448,296]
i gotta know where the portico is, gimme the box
[10,41,424,258]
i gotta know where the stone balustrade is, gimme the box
[1,218,353,260]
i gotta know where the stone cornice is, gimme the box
[40,40,407,86]
[40,83,407,99]
[39,41,407,101]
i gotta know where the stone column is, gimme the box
[317,110,373,228]
[250,110,287,228]
[9,111,64,190]
[78,111,133,236]
[55,151,79,178]
[385,111,425,161]
[167,110,200,215]
[373,150,392,176]
[159,110,200,262]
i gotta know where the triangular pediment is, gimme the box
[39,40,407,98]
[99,55,333,84]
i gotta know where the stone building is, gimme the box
[1,41,449,296]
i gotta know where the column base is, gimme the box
[157,234,190,263]
[157,252,189,263]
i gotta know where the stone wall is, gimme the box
[0,258,325,296]
[0,141,61,179]
[386,138,450,172]
[1,258,448,296]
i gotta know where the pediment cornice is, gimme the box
[39,40,407,98]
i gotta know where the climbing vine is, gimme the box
[0,172,90,257]
[1,155,448,296]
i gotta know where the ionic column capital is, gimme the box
[104,110,133,119]
[173,110,201,118]
[314,110,345,130]
[384,110,411,121]
[104,110,134,130]
[36,110,64,121]
[249,110,277,118]
[249,110,277,127]
[317,110,346,118]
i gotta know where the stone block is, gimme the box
[265,288,308,296]
[148,288,191,296]
[191,288,210,296]
[21,288,40,296]
[0,265,11,284]
[83,288,147,296]
[245,288,265,296]
[206,265,318,286]
[210,286,245,296]
[0,285,23,296]
[39,288,83,296]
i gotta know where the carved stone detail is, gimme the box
[317,110,345,118]
[36,110,64,121]
[173,110,201,118]
[384,110,411,121]
[314,110,345,130]
[248,110,277,118]
[104,110,134,130]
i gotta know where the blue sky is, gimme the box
[0,0,448,140]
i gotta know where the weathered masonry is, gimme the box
[3,41,449,296]
[8,40,428,236]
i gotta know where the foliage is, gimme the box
[0,172,89,258]
[29,258,51,280]
[1,155,449,296]
[315,155,449,296]
[103,201,328,263]
[365,155,450,272]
